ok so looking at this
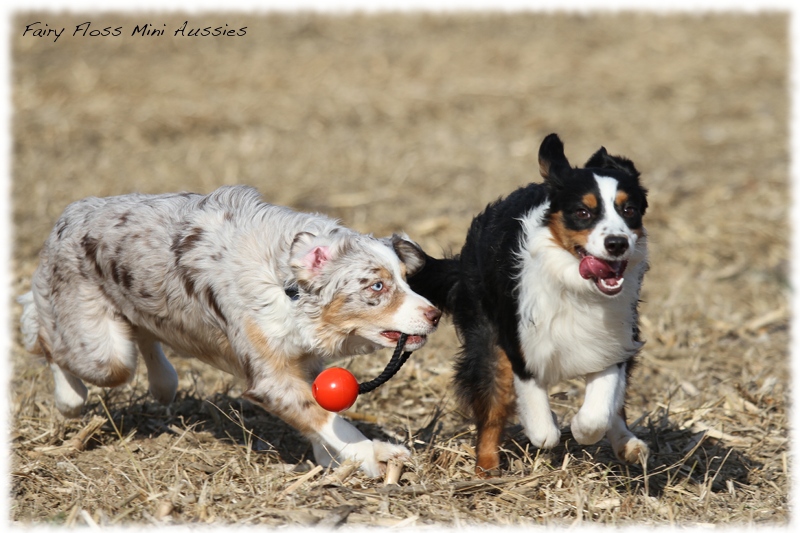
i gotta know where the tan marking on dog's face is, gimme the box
[615,190,646,239]
[322,281,405,329]
[320,293,374,335]
[375,267,393,285]
[373,267,406,314]
[317,276,409,354]
[548,212,590,259]
[378,285,406,319]
[474,346,516,476]
[582,193,598,210]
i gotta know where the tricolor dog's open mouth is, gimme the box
[381,330,427,347]
[576,247,628,296]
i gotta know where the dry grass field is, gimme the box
[9,10,790,528]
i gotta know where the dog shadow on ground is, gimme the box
[510,425,756,499]
[70,380,757,497]
[81,384,403,472]
[415,407,757,499]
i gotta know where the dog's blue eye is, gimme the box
[371,281,384,292]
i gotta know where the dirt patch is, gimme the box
[10,11,789,527]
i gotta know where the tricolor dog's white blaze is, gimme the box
[18,185,440,477]
[513,174,648,459]
[584,175,643,264]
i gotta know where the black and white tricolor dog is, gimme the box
[410,134,649,475]
[19,185,441,477]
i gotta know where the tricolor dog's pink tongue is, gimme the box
[579,255,628,296]
[580,255,617,280]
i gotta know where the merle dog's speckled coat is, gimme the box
[19,185,440,477]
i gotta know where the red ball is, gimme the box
[312,367,359,412]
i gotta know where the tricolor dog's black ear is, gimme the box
[389,234,426,277]
[584,146,640,179]
[538,133,573,188]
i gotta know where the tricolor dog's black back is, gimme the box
[411,133,650,476]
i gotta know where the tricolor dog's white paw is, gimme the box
[526,411,561,450]
[614,435,649,464]
[570,409,611,445]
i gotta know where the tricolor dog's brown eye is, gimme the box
[622,205,638,218]
[576,208,592,220]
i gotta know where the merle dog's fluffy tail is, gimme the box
[409,252,460,314]
[18,291,43,355]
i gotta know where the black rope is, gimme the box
[358,333,413,395]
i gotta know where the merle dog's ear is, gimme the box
[388,234,426,277]
[538,133,572,187]
[584,147,640,178]
[289,232,333,284]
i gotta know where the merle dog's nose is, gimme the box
[425,307,442,326]
[604,236,629,256]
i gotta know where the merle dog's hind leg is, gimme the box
[136,333,178,405]
[43,280,139,416]
[50,362,88,418]
[31,309,89,418]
